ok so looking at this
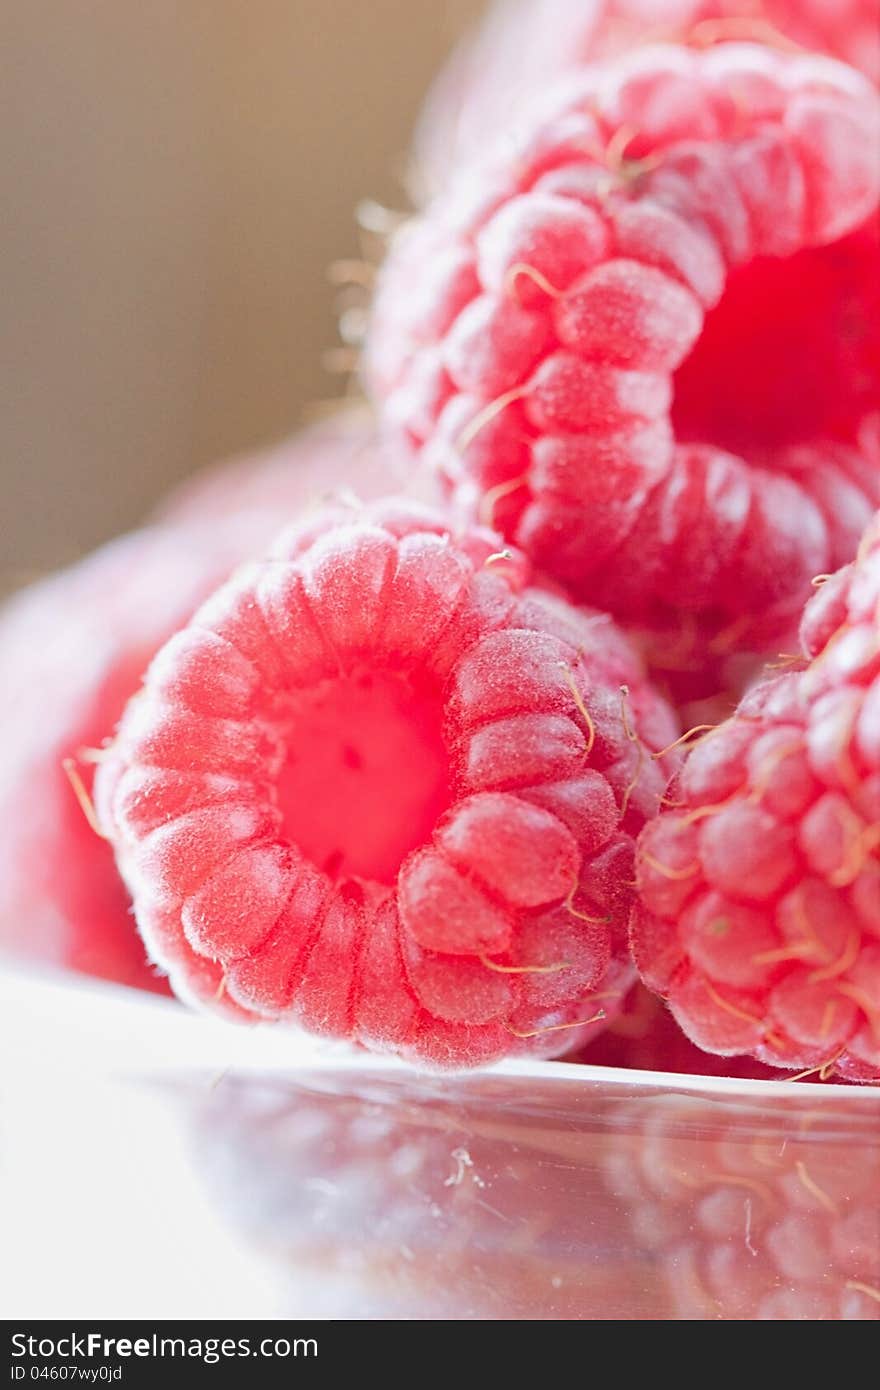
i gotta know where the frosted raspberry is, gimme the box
[602,1092,880,1319]
[631,514,880,1082]
[0,417,405,991]
[372,44,880,648]
[96,498,679,1067]
[414,0,880,198]
[0,530,222,992]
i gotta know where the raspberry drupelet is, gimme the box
[96,498,679,1067]
[631,515,880,1083]
[371,43,880,650]
[414,1,880,200]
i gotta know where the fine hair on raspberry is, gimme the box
[371,43,880,648]
[96,498,679,1068]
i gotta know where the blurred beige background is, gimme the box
[1,0,480,577]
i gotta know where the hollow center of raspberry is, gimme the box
[671,228,878,457]
[274,667,450,886]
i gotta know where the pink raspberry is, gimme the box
[415,1,880,198]
[0,418,405,991]
[631,513,880,1083]
[371,44,880,649]
[601,1093,880,1319]
[96,498,679,1067]
[0,529,232,992]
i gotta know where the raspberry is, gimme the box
[0,529,226,991]
[414,1,880,199]
[601,1092,880,1319]
[96,498,679,1067]
[631,514,880,1082]
[0,418,405,991]
[371,44,880,649]
[627,608,799,737]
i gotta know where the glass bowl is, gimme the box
[1,966,877,1319]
